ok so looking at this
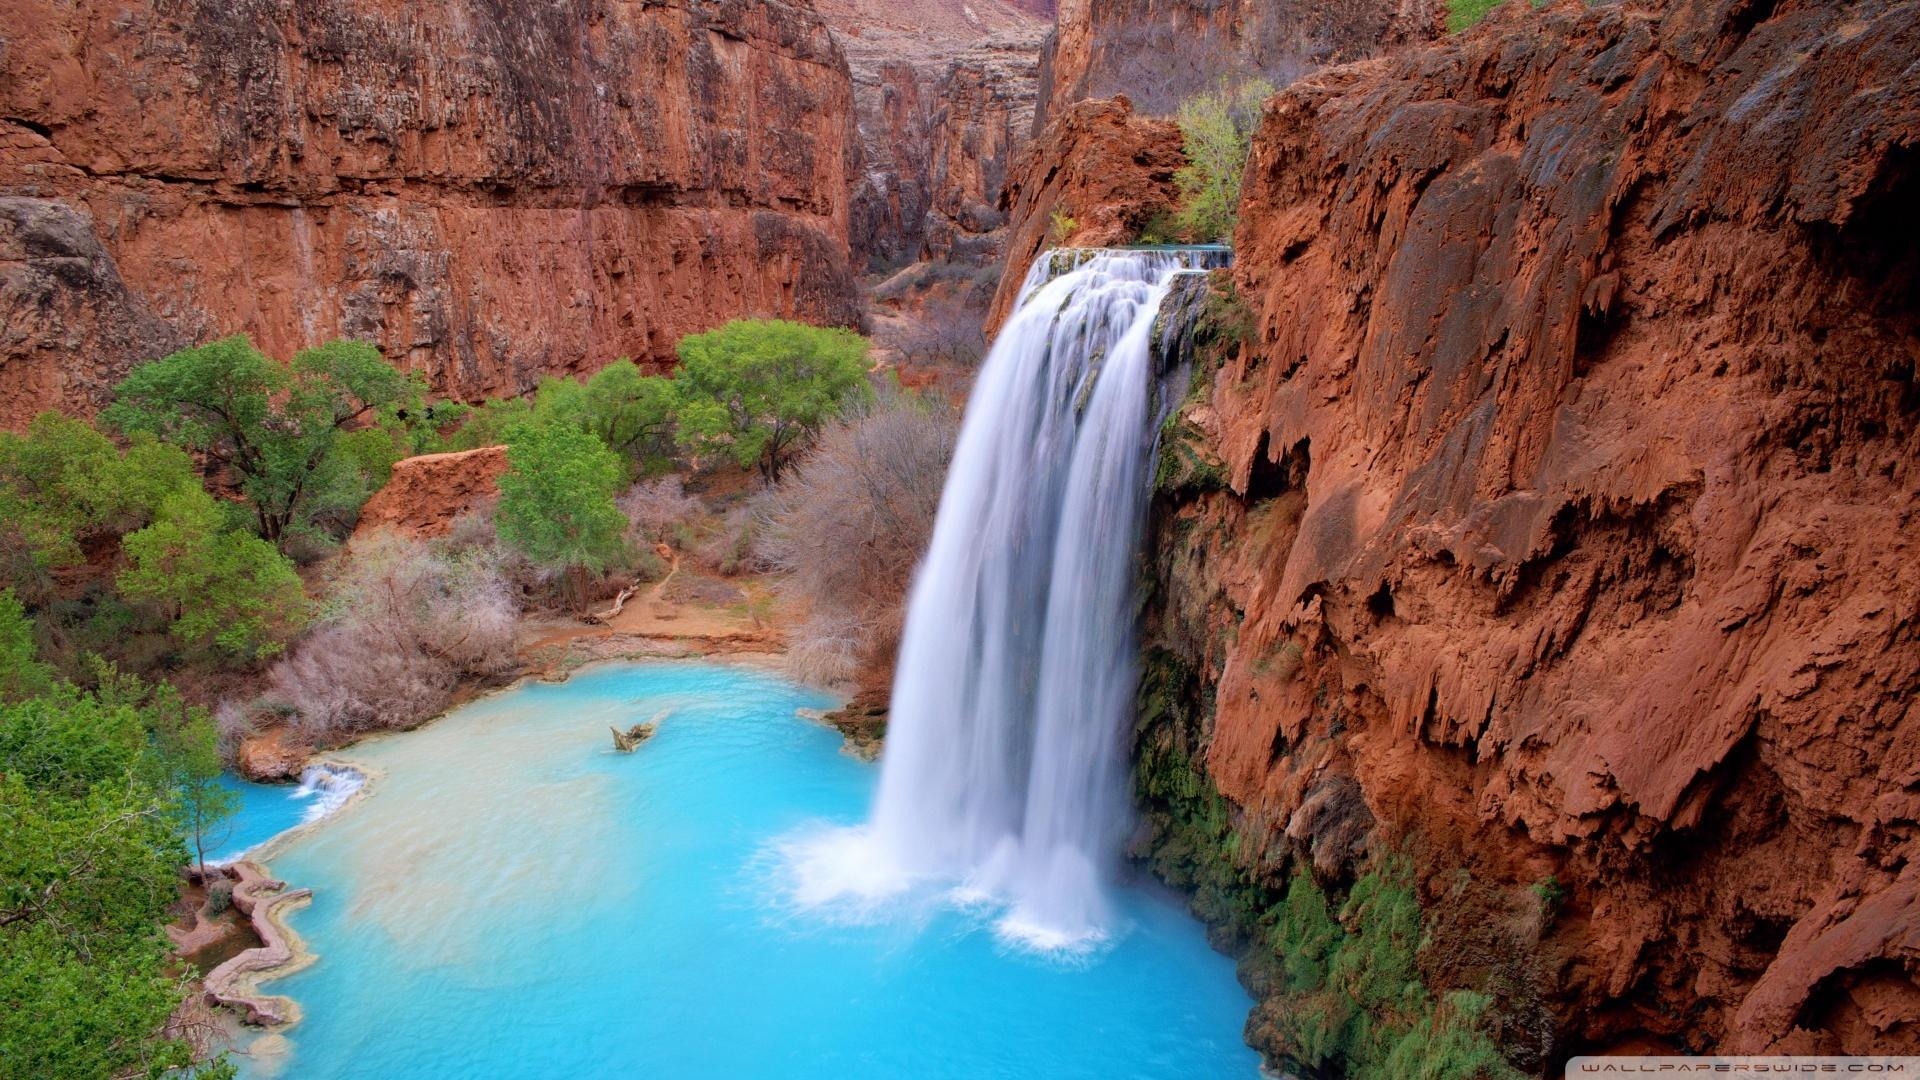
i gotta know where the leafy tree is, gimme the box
[1171,79,1273,242]
[149,697,237,878]
[102,335,426,546]
[496,422,627,605]
[0,683,235,1080]
[673,319,872,483]
[0,415,206,601]
[0,590,53,703]
[117,492,310,661]
[535,360,677,473]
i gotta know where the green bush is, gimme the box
[673,320,873,483]
[1171,80,1273,243]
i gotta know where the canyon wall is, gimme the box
[1121,0,1918,1068]
[1036,0,1441,126]
[815,0,1050,272]
[0,0,862,427]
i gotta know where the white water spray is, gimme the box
[789,247,1226,949]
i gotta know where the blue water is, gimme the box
[235,662,1258,1079]
[208,775,333,864]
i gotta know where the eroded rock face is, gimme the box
[1036,0,1440,127]
[815,0,1051,270]
[0,0,862,426]
[350,446,508,545]
[985,97,1186,331]
[1143,0,1918,1060]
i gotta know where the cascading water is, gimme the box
[790,246,1228,950]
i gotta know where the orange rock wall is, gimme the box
[1036,0,1439,125]
[1135,0,1918,1056]
[0,0,862,427]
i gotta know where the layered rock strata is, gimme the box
[0,0,862,425]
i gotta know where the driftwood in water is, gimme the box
[609,722,657,753]
[587,585,639,625]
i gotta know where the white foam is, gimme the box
[293,763,366,824]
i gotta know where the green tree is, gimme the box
[117,492,310,661]
[1171,79,1272,242]
[102,335,426,546]
[536,359,677,473]
[0,684,235,1080]
[148,695,237,878]
[496,422,627,606]
[673,320,872,483]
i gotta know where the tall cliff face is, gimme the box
[814,0,1050,271]
[1130,0,1919,1064]
[0,0,862,426]
[1036,0,1440,127]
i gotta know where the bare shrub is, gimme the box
[785,609,867,686]
[213,699,257,760]
[256,536,519,747]
[759,392,958,682]
[619,476,701,547]
[696,496,774,576]
[889,296,989,370]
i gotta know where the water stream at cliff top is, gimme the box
[789,247,1229,951]
[232,662,1257,1078]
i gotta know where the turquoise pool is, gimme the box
[232,662,1259,1079]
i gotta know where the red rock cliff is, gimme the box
[815,0,1051,271]
[0,0,862,427]
[1133,0,1918,1062]
[1037,0,1440,126]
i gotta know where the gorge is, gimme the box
[1,0,1915,1076]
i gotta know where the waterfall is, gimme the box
[293,762,366,825]
[795,246,1227,950]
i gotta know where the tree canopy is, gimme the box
[0,661,236,1079]
[535,359,676,473]
[673,320,872,482]
[102,335,427,546]
[117,492,310,661]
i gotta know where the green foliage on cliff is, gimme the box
[1446,0,1505,31]
[1131,649,1523,1080]
[1172,81,1273,243]
[103,335,428,548]
[0,658,236,1079]
[0,414,204,599]
[673,320,873,483]
[496,421,628,591]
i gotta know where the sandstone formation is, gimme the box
[985,97,1186,331]
[351,445,508,545]
[1036,0,1440,127]
[815,0,1052,270]
[1122,0,1918,1064]
[0,0,862,427]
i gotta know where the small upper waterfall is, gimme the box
[839,245,1228,949]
